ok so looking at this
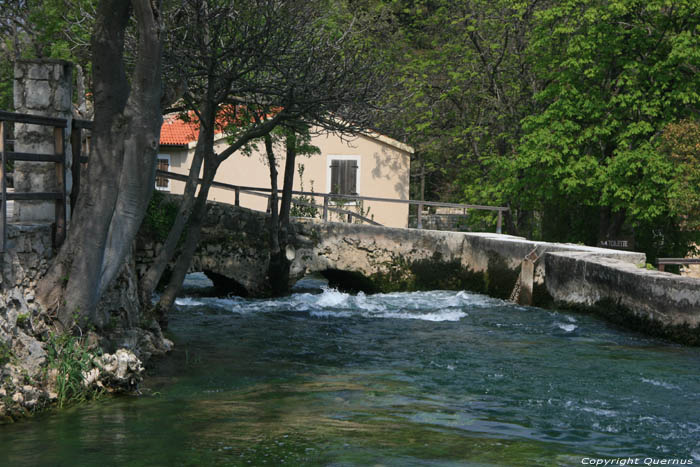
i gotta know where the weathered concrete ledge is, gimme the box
[545,252,700,345]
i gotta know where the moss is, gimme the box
[325,251,521,297]
[0,342,13,366]
[143,191,179,242]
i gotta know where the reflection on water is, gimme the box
[1,276,700,466]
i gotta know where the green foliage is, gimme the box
[15,313,29,328]
[510,0,700,256]
[0,342,13,367]
[45,333,102,408]
[144,191,180,242]
[290,164,319,218]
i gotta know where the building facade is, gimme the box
[158,115,413,228]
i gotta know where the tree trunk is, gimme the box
[138,102,214,308]
[154,154,219,322]
[267,132,297,296]
[36,0,163,331]
[264,134,280,256]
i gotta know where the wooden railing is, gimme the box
[0,110,91,252]
[156,169,509,233]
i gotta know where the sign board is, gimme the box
[598,237,635,251]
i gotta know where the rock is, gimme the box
[94,349,144,392]
[12,332,47,379]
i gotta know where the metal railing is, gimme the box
[0,110,91,252]
[657,258,700,272]
[155,169,509,233]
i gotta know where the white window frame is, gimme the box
[326,155,360,205]
[155,154,171,191]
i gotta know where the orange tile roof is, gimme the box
[159,114,201,146]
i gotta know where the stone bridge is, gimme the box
[135,199,645,306]
[129,199,700,343]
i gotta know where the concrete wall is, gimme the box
[545,252,700,344]
[161,128,412,228]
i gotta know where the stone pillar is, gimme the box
[12,60,73,223]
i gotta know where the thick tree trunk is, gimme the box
[36,0,163,331]
[138,103,214,307]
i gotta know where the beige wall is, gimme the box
[160,130,411,228]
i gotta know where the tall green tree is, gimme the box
[512,0,700,257]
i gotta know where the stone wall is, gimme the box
[0,224,53,376]
[545,252,700,345]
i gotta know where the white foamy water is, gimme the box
[641,378,681,390]
[173,287,496,322]
[556,323,578,333]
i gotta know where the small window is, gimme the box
[155,154,170,191]
[328,156,359,200]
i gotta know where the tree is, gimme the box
[512,0,700,257]
[36,0,164,330]
[142,0,390,319]
[370,0,546,233]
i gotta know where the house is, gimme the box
[157,114,413,228]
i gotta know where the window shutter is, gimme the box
[329,159,358,196]
[156,158,169,188]
[330,160,340,194]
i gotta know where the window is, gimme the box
[327,156,360,201]
[155,154,170,191]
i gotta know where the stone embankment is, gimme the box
[0,224,171,422]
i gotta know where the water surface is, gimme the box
[1,275,699,466]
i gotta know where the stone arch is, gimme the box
[202,270,249,297]
[319,268,379,294]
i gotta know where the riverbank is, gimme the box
[0,224,172,422]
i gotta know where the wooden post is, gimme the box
[323,195,329,222]
[0,121,6,253]
[658,264,665,272]
[496,210,502,234]
[234,187,240,206]
[347,213,352,223]
[70,124,81,213]
[53,126,67,247]
[518,258,534,306]
[417,202,423,229]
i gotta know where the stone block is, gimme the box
[13,80,24,110]
[27,64,50,80]
[54,85,72,113]
[25,81,51,109]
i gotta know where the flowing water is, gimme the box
[1,274,700,466]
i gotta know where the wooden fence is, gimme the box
[155,169,509,233]
[0,108,508,254]
[0,110,91,252]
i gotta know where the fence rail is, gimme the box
[0,107,508,254]
[657,258,700,272]
[155,169,508,233]
[0,110,92,252]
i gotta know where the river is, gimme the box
[1,275,699,466]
